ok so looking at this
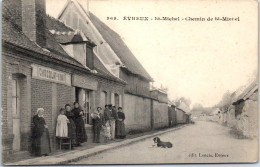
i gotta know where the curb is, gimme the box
[7,124,189,165]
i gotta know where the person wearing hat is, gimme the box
[103,104,112,141]
[110,105,118,140]
[31,108,51,156]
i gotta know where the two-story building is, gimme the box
[57,0,157,132]
[2,0,126,160]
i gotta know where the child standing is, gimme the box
[56,108,69,137]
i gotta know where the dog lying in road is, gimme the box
[153,137,172,148]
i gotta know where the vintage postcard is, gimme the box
[1,0,258,165]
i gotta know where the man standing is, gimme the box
[110,105,118,140]
[91,107,104,143]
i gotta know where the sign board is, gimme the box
[31,64,71,86]
[72,74,98,90]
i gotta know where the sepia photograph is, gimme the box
[1,0,258,165]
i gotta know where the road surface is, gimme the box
[72,121,258,164]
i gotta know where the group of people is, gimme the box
[31,102,126,156]
[91,104,126,143]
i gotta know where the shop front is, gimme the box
[72,73,98,141]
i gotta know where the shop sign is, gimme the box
[72,74,98,90]
[31,64,71,86]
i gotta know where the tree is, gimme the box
[174,97,191,108]
[173,97,191,113]
[216,91,232,108]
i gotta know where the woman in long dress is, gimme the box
[65,104,77,146]
[115,107,126,139]
[71,102,87,145]
[56,108,69,137]
[31,108,51,156]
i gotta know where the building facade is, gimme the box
[57,0,170,132]
[2,0,126,159]
[232,80,258,139]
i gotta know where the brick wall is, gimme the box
[96,78,125,109]
[56,84,74,112]
[2,53,33,157]
[2,44,127,157]
[31,80,75,151]
[2,57,9,136]
[31,78,53,149]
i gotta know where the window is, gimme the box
[12,79,19,116]
[12,78,21,151]
[114,93,119,108]
[100,91,107,108]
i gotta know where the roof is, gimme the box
[168,100,176,107]
[176,107,185,113]
[47,15,94,44]
[2,16,83,68]
[232,79,258,105]
[93,53,126,83]
[2,1,126,84]
[46,15,74,32]
[57,0,153,81]
[2,2,84,67]
[88,12,153,81]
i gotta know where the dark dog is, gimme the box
[153,137,172,148]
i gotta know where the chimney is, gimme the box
[21,0,46,47]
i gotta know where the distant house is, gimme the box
[176,108,186,124]
[232,79,258,138]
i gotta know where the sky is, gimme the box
[46,0,258,107]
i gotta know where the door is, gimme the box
[84,90,90,124]
[12,79,20,151]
